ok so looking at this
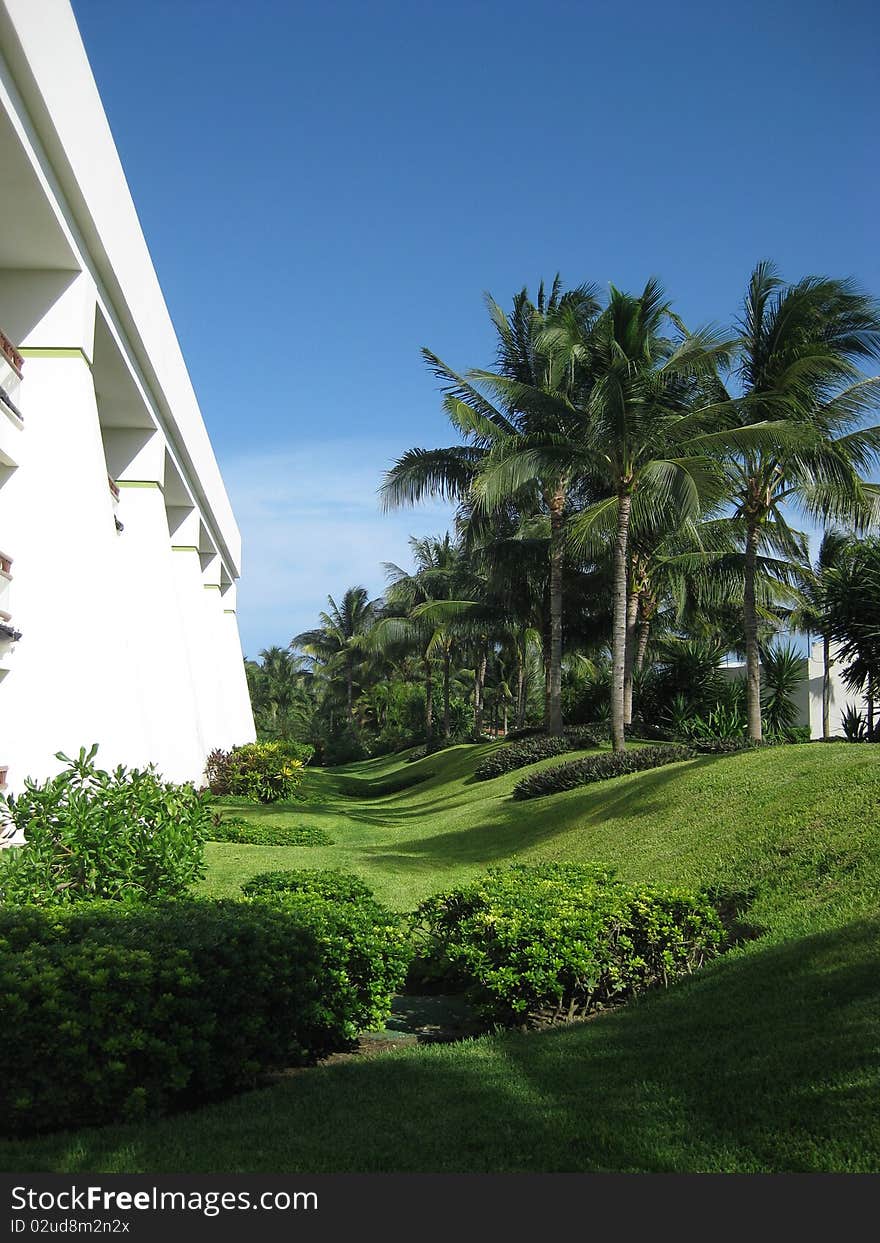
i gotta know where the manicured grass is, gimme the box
[3,741,879,1172]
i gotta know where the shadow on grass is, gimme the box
[5,918,877,1172]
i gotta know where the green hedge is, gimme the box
[242,869,374,904]
[207,816,333,847]
[474,731,602,782]
[411,863,724,1025]
[0,895,409,1136]
[512,743,696,800]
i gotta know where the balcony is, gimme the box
[0,327,23,470]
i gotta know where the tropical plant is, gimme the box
[0,746,209,905]
[825,535,880,737]
[760,642,805,738]
[293,587,380,724]
[718,262,880,740]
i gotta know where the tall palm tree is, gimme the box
[790,530,852,739]
[381,278,602,736]
[292,586,379,723]
[719,262,880,739]
[475,279,732,750]
[825,535,880,738]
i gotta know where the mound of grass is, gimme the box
[7,742,877,1171]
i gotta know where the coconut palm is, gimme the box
[381,278,603,736]
[292,586,379,723]
[789,530,853,738]
[474,279,733,750]
[718,262,880,739]
[825,535,880,737]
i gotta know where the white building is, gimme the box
[723,641,868,739]
[0,0,255,795]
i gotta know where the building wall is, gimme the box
[0,1,255,794]
[722,645,867,739]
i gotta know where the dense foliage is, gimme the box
[473,731,601,781]
[206,816,333,847]
[204,741,309,803]
[241,868,374,904]
[411,864,724,1025]
[0,895,409,1136]
[0,747,208,906]
[512,743,696,800]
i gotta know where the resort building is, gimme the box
[723,642,868,740]
[0,0,255,795]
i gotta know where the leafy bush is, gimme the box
[689,737,771,754]
[0,747,208,906]
[207,815,333,847]
[242,869,374,904]
[512,743,695,800]
[473,729,602,782]
[503,725,547,742]
[204,741,306,803]
[322,725,368,767]
[410,864,724,1026]
[0,894,409,1135]
[760,643,804,738]
[474,736,571,780]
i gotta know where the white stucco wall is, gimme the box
[0,1,255,794]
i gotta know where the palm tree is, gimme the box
[475,279,732,750]
[825,535,880,738]
[292,586,379,723]
[790,530,852,739]
[719,262,880,740]
[381,278,602,737]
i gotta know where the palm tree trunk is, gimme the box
[743,521,763,741]
[503,702,508,735]
[424,657,433,745]
[346,659,354,723]
[623,582,640,725]
[516,644,526,728]
[611,492,632,752]
[822,633,831,741]
[442,648,451,740]
[548,485,566,736]
[634,613,651,673]
[474,645,487,738]
[868,668,875,741]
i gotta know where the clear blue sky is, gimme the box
[72,0,879,656]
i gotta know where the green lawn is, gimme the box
[3,740,879,1172]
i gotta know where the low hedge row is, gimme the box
[473,729,603,782]
[411,863,724,1025]
[207,816,333,847]
[512,743,696,800]
[0,895,409,1136]
[241,869,374,904]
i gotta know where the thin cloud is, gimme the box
[221,440,456,656]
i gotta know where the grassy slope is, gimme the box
[3,742,879,1173]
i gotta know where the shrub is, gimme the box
[0,747,208,906]
[242,869,374,904]
[512,743,695,800]
[0,895,410,1135]
[473,730,602,782]
[207,815,333,847]
[689,738,771,754]
[204,742,306,803]
[503,725,546,742]
[410,864,724,1026]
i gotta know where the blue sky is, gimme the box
[72,0,879,656]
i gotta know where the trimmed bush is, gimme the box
[474,731,601,782]
[207,816,333,847]
[512,743,695,800]
[689,738,773,754]
[204,742,307,803]
[475,736,571,780]
[0,746,208,906]
[0,895,409,1135]
[242,869,374,904]
[410,863,724,1025]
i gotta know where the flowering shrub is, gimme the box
[204,741,306,803]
